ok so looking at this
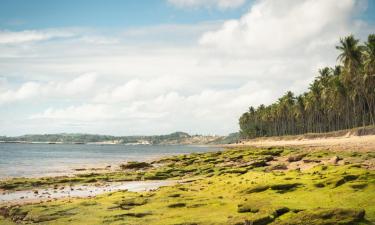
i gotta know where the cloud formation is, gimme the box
[199,0,361,55]
[0,29,75,44]
[0,73,96,104]
[167,0,246,9]
[0,0,372,136]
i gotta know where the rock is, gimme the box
[270,183,301,193]
[269,164,288,170]
[123,211,152,218]
[120,161,152,170]
[245,215,274,225]
[249,160,268,167]
[287,154,307,162]
[329,156,342,164]
[237,204,259,213]
[242,185,270,194]
[168,203,186,208]
[273,207,290,217]
[275,208,365,224]
[303,159,321,163]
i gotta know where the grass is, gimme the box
[0,147,374,224]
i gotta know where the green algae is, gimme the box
[0,147,374,225]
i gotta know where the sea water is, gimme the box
[0,143,219,178]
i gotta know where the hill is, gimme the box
[0,132,224,145]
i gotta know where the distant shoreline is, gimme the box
[0,141,148,145]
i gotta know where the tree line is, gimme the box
[239,34,375,138]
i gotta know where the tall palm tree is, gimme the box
[363,34,375,124]
[239,34,375,138]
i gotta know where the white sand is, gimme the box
[234,135,375,152]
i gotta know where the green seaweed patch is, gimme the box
[270,183,302,193]
[274,208,366,225]
[168,203,186,208]
[120,161,152,170]
[242,185,270,194]
[237,204,259,213]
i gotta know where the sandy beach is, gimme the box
[231,134,375,152]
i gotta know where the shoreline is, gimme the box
[0,144,221,180]
[0,180,176,206]
[0,145,374,224]
[0,155,166,181]
[226,134,375,152]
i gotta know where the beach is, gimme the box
[232,134,375,152]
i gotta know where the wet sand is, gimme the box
[0,180,175,205]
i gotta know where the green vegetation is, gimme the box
[0,132,209,144]
[240,34,375,138]
[1,147,374,224]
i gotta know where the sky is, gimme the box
[0,0,374,136]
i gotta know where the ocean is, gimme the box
[0,143,219,178]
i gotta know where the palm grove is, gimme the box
[239,34,375,138]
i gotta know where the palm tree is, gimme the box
[239,34,375,138]
[336,35,365,127]
[363,34,375,124]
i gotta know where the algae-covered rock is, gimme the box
[168,193,182,198]
[329,156,342,164]
[242,185,270,194]
[123,211,152,218]
[237,204,259,213]
[168,203,186,208]
[287,153,307,162]
[250,160,268,168]
[349,182,368,189]
[117,198,147,210]
[249,215,274,225]
[270,183,301,192]
[228,215,274,225]
[273,207,290,217]
[0,206,29,222]
[273,208,365,225]
[120,161,152,170]
[269,164,288,171]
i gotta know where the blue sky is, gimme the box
[0,0,251,30]
[1,0,372,30]
[0,0,374,136]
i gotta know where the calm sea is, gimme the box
[0,143,219,178]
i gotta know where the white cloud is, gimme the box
[167,0,246,9]
[30,104,114,121]
[0,29,75,44]
[0,73,97,104]
[0,0,372,136]
[199,0,361,56]
[79,36,120,45]
[93,76,185,103]
[0,82,41,103]
[29,80,274,134]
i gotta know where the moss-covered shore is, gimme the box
[1,147,374,224]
